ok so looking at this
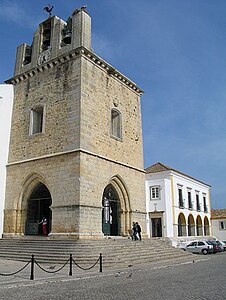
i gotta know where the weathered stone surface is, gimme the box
[4,9,146,239]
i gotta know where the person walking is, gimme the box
[136,222,142,241]
[132,222,138,241]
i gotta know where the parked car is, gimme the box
[206,240,218,253]
[216,240,226,252]
[185,241,213,255]
[222,241,226,251]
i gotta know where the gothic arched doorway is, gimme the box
[26,183,52,235]
[102,184,121,236]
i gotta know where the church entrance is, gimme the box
[26,183,52,235]
[102,184,121,236]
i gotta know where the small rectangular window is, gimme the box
[111,109,122,139]
[30,106,44,135]
[150,186,160,200]
[220,221,226,230]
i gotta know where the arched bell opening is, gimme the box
[26,183,52,235]
[102,184,121,236]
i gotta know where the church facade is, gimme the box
[4,8,146,239]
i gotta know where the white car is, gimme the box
[185,241,213,255]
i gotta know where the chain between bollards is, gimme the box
[99,253,102,273]
[30,254,35,280]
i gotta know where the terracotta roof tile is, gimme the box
[211,209,226,219]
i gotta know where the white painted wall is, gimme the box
[211,219,226,241]
[146,168,211,243]
[0,84,14,237]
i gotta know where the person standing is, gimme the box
[39,217,48,236]
[136,222,142,241]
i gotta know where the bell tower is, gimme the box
[4,7,146,239]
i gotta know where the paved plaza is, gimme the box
[0,252,226,299]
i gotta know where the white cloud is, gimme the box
[0,1,42,28]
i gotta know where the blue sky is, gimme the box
[0,0,226,209]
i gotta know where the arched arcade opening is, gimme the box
[178,213,186,236]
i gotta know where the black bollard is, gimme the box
[99,253,103,273]
[30,254,35,280]
[69,254,72,276]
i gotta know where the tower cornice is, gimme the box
[5,46,144,96]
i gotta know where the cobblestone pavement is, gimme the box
[0,252,226,300]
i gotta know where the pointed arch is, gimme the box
[16,171,52,235]
[102,175,131,236]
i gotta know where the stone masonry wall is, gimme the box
[8,58,81,164]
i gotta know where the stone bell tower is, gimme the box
[4,7,146,239]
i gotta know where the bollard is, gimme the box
[30,254,35,280]
[69,254,73,276]
[99,253,102,273]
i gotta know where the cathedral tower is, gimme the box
[4,8,146,239]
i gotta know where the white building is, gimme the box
[145,162,211,246]
[211,209,226,241]
[0,84,14,237]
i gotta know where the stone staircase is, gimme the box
[0,237,196,270]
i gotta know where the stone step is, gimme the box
[0,238,195,269]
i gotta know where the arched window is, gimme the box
[196,215,203,236]
[30,105,44,135]
[204,217,210,236]
[111,109,122,139]
[188,214,195,236]
[178,213,186,236]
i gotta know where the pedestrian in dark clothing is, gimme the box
[132,222,138,241]
[136,222,142,241]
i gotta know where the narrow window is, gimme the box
[30,106,44,135]
[203,196,208,212]
[188,191,192,210]
[111,109,122,139]
[196,194,200,211]
[178,188,184,208]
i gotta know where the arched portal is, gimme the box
[204,217,210,236]
[102,184,120,236]
[26,183,52,235]
[178,213,186,236]
[188,214,195,236]
[196,215,203,236]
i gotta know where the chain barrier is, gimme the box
[0,260,31,277]
[72,256,100,271]
[35,258,69,274]
[0,253,103,280]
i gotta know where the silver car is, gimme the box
[185,241,213,255]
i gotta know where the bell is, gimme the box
[43,33,50,46]
[63,32,72,44]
